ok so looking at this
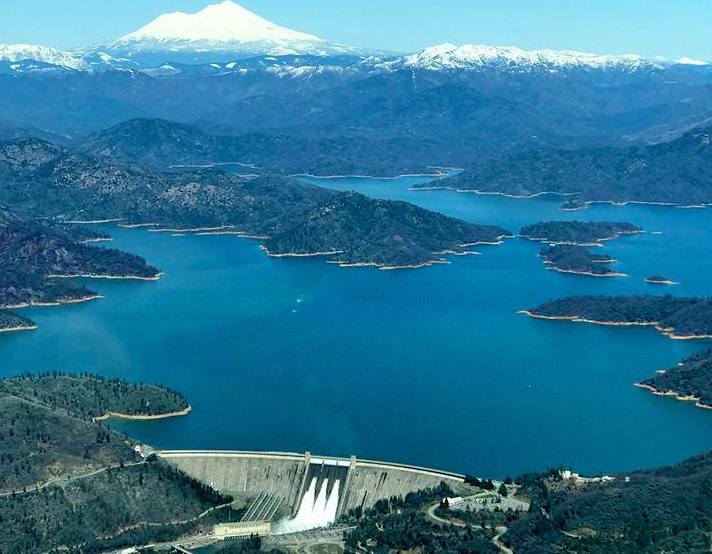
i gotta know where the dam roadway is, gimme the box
[158,450,465,517]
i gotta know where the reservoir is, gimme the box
[1,175,711,478]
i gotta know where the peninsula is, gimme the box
[262,192,510,269]
[0,373,229,554]
[414,126,712,208]
[637,349,712,410]
[0,310,37,333]
[0,209,160,319]
[523,295,712,340]
[0,138,511,272]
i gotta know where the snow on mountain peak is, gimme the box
[400,43,656,72]
[119,1,322,45]
[0,43,88,70]
[676,56,708,66]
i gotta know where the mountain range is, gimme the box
[1,1,712,175]
[421,125,712,206]
[2,2,709,72]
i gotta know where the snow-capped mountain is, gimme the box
[0,44,88,71]
[384,43,661,73]
[99,0,360,61]
[1,3,708,77]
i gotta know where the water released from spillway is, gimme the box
[273,477,341,534]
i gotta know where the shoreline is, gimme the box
[48,273,163,282]
[0,324,38,334]
[645,278,679,286]
[149,225,236,234]
[261,247,345,259]
[519,311,712,340]
[543,266,627,278]
[6,294,103,310]
[411,186,712,210]
[634,383,712,411]
[296,170,450,180]
[520,229,643,247]
[92,405,192,423]
[65,218,124,224]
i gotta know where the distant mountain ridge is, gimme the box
[0,1,708,72]
[419,125,712,206]
[2,1,712,164]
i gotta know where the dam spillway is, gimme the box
[159,450,464,523]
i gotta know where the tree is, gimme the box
[498,483,508,497]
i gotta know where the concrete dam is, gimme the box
[159,450,464,529]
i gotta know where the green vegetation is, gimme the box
[527,295,712,338]
[0,461,232,554]
[0,372,189,420]
[643,348,712,407]
[342,483,505,553]
[0,373,188,494]
[0,209,159,309]
[197,536,279,553]
[0,137,510,271]
[647,275,677,285]
[0,310,35,332]
[421,126,712,206]
[0,373,227,553]
[519,221,639,277]
[263,192,509,268]
[505,452,712,553]
[520,221,642,245]
[81,118,440,177]
[540,244,619,276]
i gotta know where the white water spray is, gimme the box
[273,477,341,534]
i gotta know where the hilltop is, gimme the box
[0,373,234,554]
[420,126,712,206]
[0,137,510,272]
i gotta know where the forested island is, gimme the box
[0,373,234,553]
[540,244,622,277]
[0,137,510,271]
[638,349,712,410]
[414,125,712,207]
[524,295,712,339]
[520,221,639,277]
[520,221,642,245]
[647,275,679,286]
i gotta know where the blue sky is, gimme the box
[2,0,712,60]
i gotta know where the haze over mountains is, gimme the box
[1,0,712,167]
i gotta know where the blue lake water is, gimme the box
[1,175,711,478]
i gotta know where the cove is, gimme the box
[0,175,711,479]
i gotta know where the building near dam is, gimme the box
[159,450,464,532]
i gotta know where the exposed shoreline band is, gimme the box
[92,405,192,423]
[634,383,712,411]
[519,310,712,340]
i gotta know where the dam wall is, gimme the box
[159,451,307,510]
[158,450,464,517]
[340,459,464,514]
